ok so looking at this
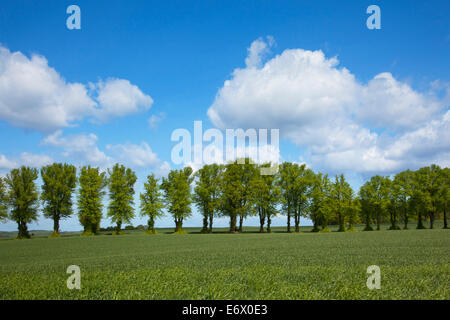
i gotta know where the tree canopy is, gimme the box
[4,166,40,238]
[40,163,77,235]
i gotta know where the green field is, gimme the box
[0,225,449,299]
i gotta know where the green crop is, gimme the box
[0,226,448,299]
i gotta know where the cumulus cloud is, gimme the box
[41,131,170,176]
[0,46,153,132]
[245,36,275,68]
[92,79,153,122]
[106,142,170,176]
[0,152,52,171]
[359,72,442,131]
[42,130,112,167]
[207,37,450,174]
[0,154,17,170]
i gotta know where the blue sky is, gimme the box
[0,0,449,231]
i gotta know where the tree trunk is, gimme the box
[53,217,60,234]
[294,214,300,232]
[429,212,434,229]
[229,214,237,232]
[259,210,265,233]
[403,210,408,229]
[92,221,99,234]
[417,211,425,229]
[175,218,183,232]
[444,207,448,229]
[337,211,345,232]
[312,216,320,232]
[238,214,244,232]
[376,213,381,231]
[17,220,30,239]
[201,214,208,233]
[116,219,122,233]
[363,213,373,231]
[267,215,272,233]
[148,216,155,232]
[287,203,291,233]
[208,215,213,233]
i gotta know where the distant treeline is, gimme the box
[0,160,448,238]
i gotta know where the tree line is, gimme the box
[0,160,448,238]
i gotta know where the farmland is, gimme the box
[0,224,448,299]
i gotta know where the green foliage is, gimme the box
[392,170,413,229]
[40,163,77,234]
[278,163,314,232]
[218,159,258,232]
[193,164,223,233]
[77,166,107,234]
[48,231,61,238]
[439,167,450,229]
[172,229,188,235]
[80,231,95,237]
[5,166,39,239]
[358,175,391,231]
[330,174,354,232]
[140,173,164,233]
[161,167,193,233]
[107,164,137,233]
[252,163,280,233]
[412,165,442,229]
[0,177,8,222]
[308,172,333,231]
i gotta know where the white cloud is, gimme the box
[42,131,170,176]
[106,142,171,177]
[0,154,17,170]
[207,37,450,174]
[19,152,53,168]
[42,130,112,167]
[0,152,53,171]
[358,72,442,131]
[107,142,164,167]
[93,79,153,122]
[245,36,275,68]
[0,46,153,132]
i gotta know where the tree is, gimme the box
[161,167,193,233]
[392,170,413,229]
[40,163,77,235]
[359,182,374,231]
[107,163,137,234]
[330,174,354,232]
[5,166,39,239]
[359,175,390,231]
[219,159,258,233]
[346,198,361,231]
[140,173,164,234]
[237,160,259,232]
[193,164,223,233]
[292,165,314,232]
[0,177,8,222]
[277,162,296,232]
[252,163,280,233]
[77,166,107,235]
[309,173,332,232]
[439,167,449,229]
[414,165,442,229]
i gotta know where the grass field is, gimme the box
[0,224,448,299]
